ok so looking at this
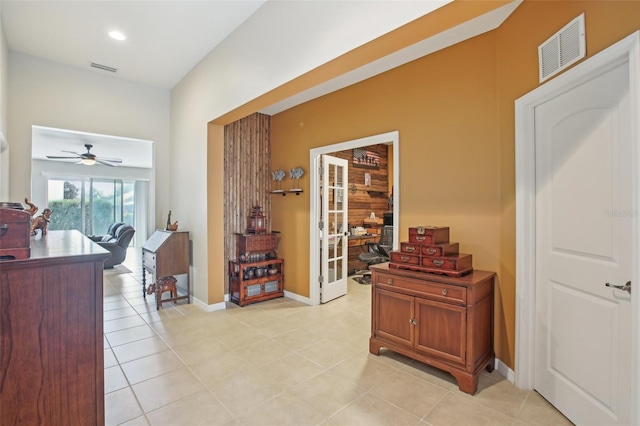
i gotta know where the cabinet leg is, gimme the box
[369,339,382,355]
[451,371,480,395]
[486,362,495,373]
[142,267,147,297]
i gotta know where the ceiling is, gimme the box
[1,0,267,90]
[3,1,520,167]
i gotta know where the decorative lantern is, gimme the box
[246,205,267,234]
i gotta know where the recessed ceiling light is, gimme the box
[109,31,126,41]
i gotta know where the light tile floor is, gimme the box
[103,250,573,426]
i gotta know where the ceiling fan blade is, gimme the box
[46,155,80,159]
[61,150,83,155]
[96,159,117,167]
[99,157,123,163]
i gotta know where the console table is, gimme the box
[0,230,110,424]
[369,263,495,394]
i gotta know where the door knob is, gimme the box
[605,281,631,294]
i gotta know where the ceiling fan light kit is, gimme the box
[46,143,122,167]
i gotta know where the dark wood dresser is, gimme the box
[369,263,495,394]
[0,230,110,425]
[142,230,190,304]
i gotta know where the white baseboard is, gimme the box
[494,358,515,383]
[284,290,311,305]
[191,296,226,312]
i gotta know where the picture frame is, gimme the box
[352,148,380,169]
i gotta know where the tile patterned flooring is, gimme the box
[103,251,573,426]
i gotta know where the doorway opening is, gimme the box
[309,131,400,306]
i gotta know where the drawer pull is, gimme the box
[432,259,445,267]
[442,288,448,296]
[409,318,418,325]
[426,248,437,255]
[401,256,410,262]
[415,236,426,242]
[405,246,415,252]
[0,224,8,236]
[387,278,393,284]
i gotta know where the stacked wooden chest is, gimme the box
[389,226,473,277]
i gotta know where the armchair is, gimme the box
[88,222,125,242]
[97,224,135,268]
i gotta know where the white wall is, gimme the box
[8,53,170,240]
[170,0,450,304]
[0,12,9,200]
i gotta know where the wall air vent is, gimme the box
[538,13,585,83]
[90,62,118,73]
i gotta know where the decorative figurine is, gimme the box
[165,210,172,230]
[271,169,286,193]
[289,166,304,194]
[24,197,38,216]
[165,210,178,231]
[30,208,53,235]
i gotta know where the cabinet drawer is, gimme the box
[375,273,466,305]
[142,250,157,272]
[421,253,472,271]
[408,226,449,245]
[389,251,420,265]
[420,242,459,257]
[399,242,420,254]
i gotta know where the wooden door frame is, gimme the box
[515,31,639,424]
[309,131,400,306]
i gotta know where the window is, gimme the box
[47,177,135,237]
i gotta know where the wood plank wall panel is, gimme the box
[329,144,390,229]
[224,113,271,293]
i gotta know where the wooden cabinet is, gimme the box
[369,263,495,394]
[229,258,284,306]
[142,230,190,306]
[235,232,278,260]
[0,230,110,424]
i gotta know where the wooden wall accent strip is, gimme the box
[224,113,271,293]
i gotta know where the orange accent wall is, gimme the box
[269,1,640,368]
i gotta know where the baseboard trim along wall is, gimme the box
[283,290,311,305]
[495,358,515,383]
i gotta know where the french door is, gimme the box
[319,154,349,303]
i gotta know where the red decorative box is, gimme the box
[408,226,450,245]
[0,208,31,260]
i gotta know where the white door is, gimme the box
[534,61,632,425]
[320,154,349,303]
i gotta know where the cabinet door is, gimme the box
[414,298,466,365]
[374,288,413,347]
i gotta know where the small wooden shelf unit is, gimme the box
[230,232,284,306]
[369,263,495,394]
[229,258,284,306]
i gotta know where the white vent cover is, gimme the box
[91,62,118,73]
[538,14,586,82]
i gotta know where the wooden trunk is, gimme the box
[0,208,31,260]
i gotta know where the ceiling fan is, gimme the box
[46,144,123,167]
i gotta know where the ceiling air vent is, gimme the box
[90,62,118,73]
[538,13,585,83]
